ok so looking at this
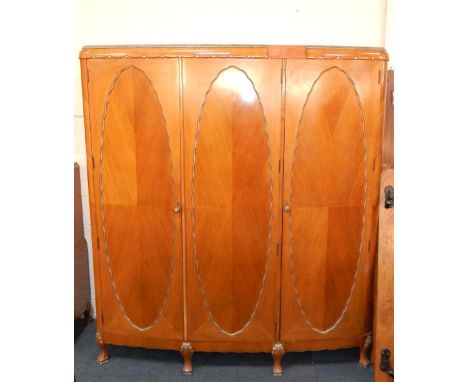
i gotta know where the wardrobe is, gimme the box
[79,45,388,375]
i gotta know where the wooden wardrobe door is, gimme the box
[183,59,282,344]
[85,59,183,343]
[281,59,386,342]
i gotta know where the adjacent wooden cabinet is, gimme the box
[74,163,92,321]
[80,45,388,375]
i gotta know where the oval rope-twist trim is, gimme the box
[99,65,176,332]
[191,65,273,336]
[288,66,368,334]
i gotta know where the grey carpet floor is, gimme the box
[75,322,374,382]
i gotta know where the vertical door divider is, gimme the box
[178,57,188,342]
[276,58,287,343]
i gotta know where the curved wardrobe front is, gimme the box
[79,45,388,375]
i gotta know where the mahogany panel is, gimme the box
[85,58,183,342]
[183,59,282,343]
[281,59,387,342]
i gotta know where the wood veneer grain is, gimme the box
[80,45,388,374]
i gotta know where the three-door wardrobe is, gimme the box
[79,45,388,375]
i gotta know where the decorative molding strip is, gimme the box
[80,46,268,59]
[80,45,388,61]
[191,65,273,336]
[98,65,176,332]
[306,47,388,61]
[287,65,368,334]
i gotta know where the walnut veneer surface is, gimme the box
[80,45,388,375]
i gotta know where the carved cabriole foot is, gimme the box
[180,342,193,375]
[96,332,109,365]
[272,342,285,376]
[359,334,372,368]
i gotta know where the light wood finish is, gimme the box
[267,45,306,59]
[80,57,104,343]
[80,45,388,61]
[374,169,394,381]
[382,70,394,168]
[100,66,175,330]
[82,58,184,356]
[190,340,273,352]
[183,59,282,343]
[80,45,268,59]
[283,336,363,352]
[287,64,366,333]
[80,45,388,375]
[305,46,388,61]
[280,59,387,352]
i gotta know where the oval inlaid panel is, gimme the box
[192,67,272,335]
[100,66,175,330]
[289,67,366,333]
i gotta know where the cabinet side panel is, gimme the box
[80,58,104,334]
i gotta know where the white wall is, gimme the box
[384,0,394,69]
[74,0,392,316]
